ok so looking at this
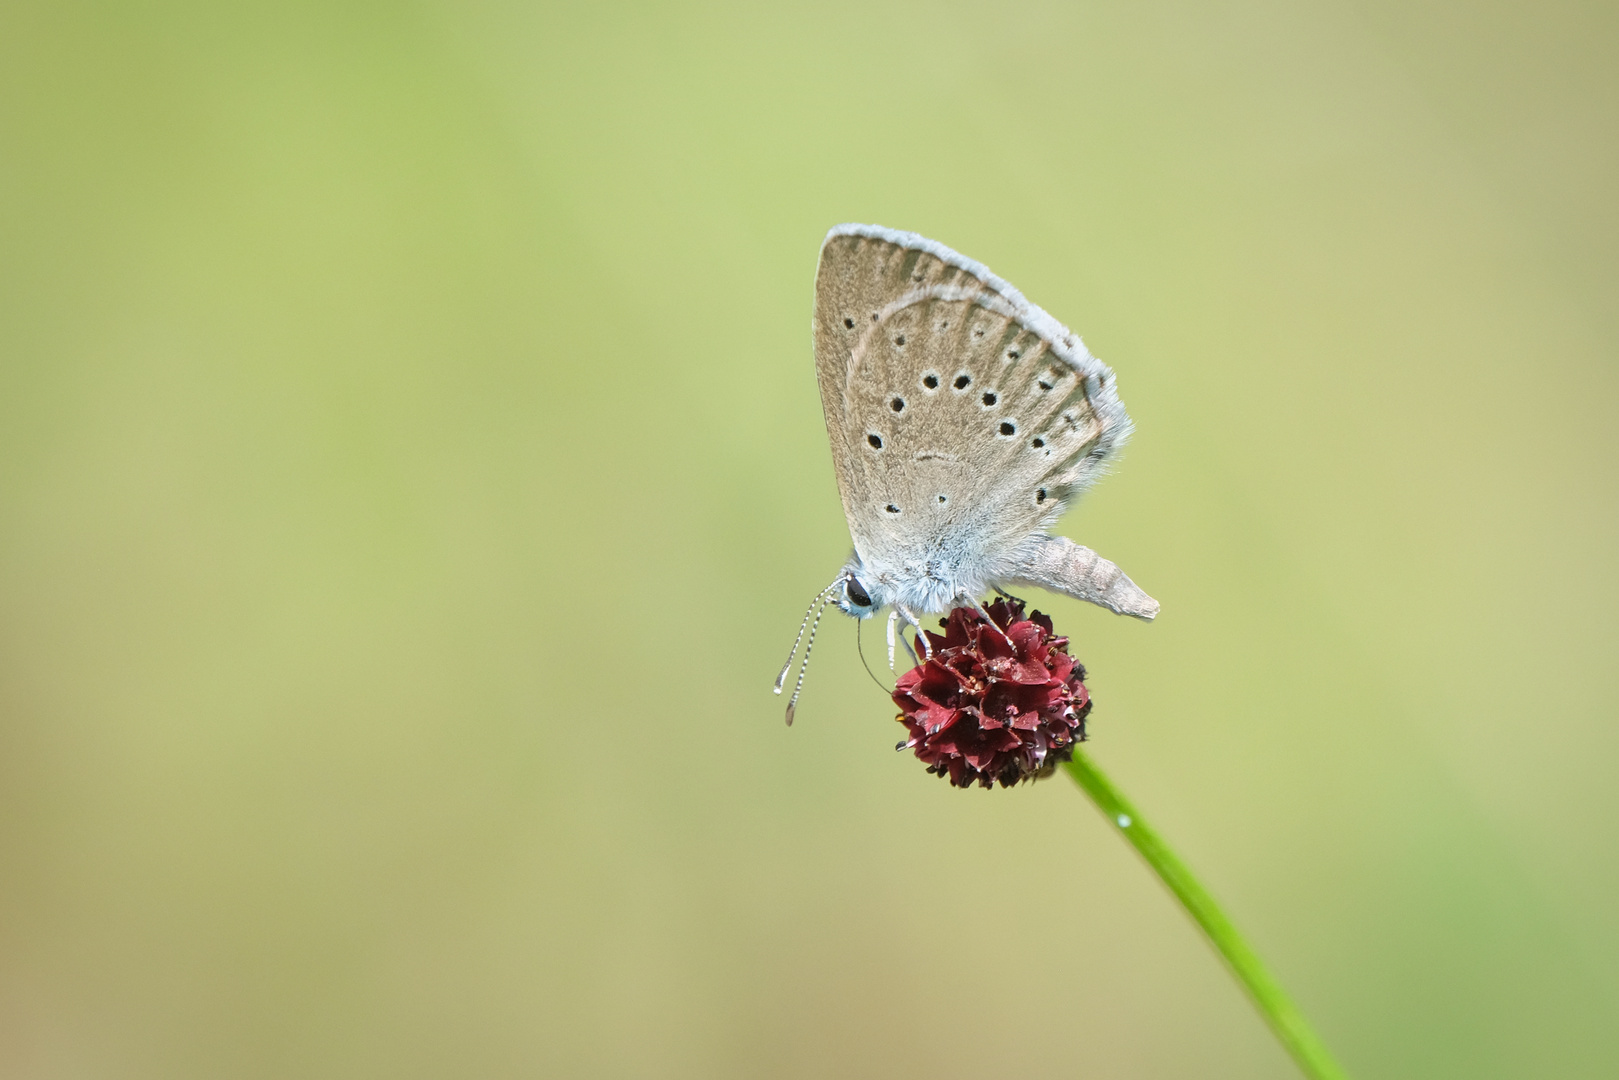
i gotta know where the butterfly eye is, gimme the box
[845,577,872,608]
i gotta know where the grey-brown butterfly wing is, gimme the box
[812,225,1135,582]
[813,226,991,556]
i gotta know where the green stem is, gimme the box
[1064,749,1350,1080]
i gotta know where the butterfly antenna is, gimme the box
[783,594,832,726]
[775,578,841,696]
[855,618,892,694]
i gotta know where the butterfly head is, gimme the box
[832,562,884,618]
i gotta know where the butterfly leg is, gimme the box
[960,593,1014,647]
[900,625,921,667]
[896,604,930,661]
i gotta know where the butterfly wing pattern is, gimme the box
[813,224,1158,621]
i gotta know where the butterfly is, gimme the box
[777,224,1157,723]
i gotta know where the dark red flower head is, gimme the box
[892,598,1091,789]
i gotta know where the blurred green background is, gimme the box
[2,1,1615,1077]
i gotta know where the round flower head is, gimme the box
[892,598,1091,789]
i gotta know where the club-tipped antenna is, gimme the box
[775,577,842,695]
[782,594,832,726]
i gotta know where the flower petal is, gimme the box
[890,598,1094,789]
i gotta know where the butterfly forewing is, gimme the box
[813,225,1131,577]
